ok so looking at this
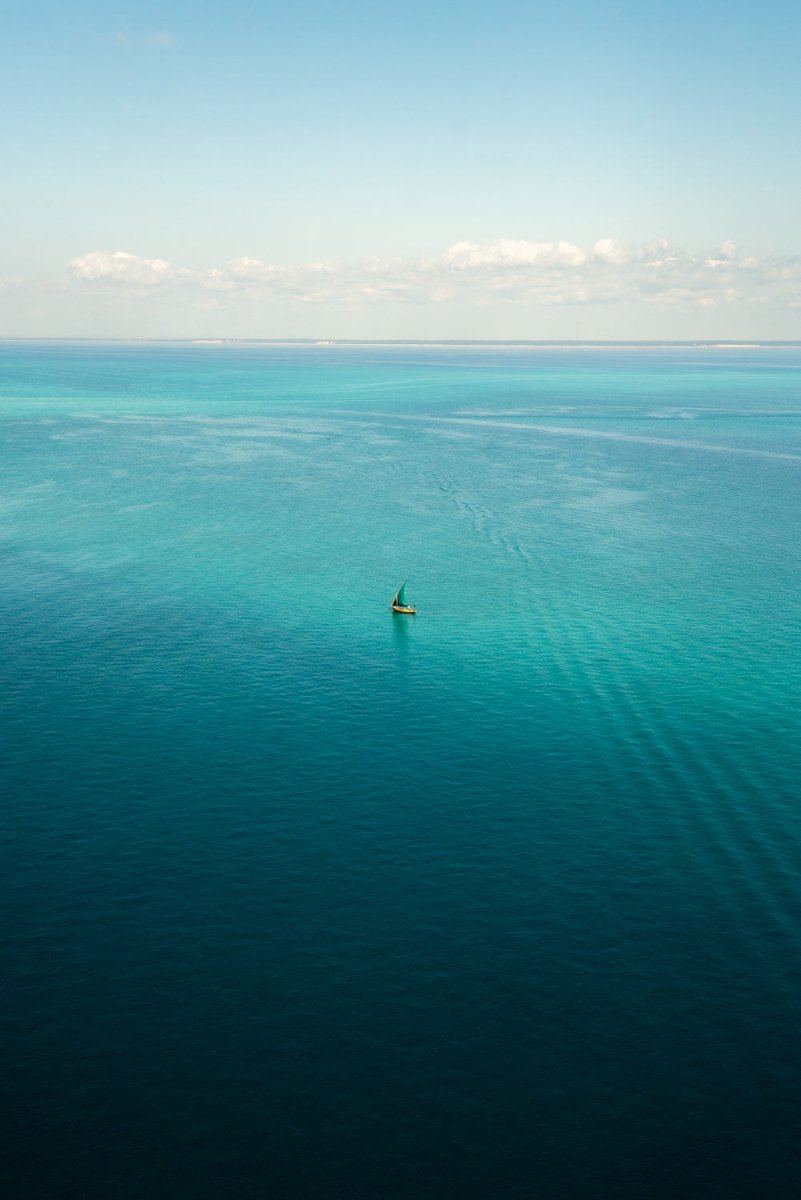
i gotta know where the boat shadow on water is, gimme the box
[391,607,416,648]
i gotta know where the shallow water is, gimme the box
[3,341,801,1197]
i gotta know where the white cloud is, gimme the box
[69,251,173,286]
[438,239,589,268]
[65,240,801,311]
[591,238,631,265]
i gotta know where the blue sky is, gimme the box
[2,0,800,337]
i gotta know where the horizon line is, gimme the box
[2,338,801,348]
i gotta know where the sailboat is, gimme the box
[391,580,416,614]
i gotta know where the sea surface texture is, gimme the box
[2,341,801,1199]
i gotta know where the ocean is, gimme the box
[2,340,801,1198]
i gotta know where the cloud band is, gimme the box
[66,239,801,310]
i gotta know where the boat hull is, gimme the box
[391,604,416,614]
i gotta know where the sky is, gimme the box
[2,0,801,339]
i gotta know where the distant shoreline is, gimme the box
[1,338,799,348]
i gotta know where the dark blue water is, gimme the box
[3,341,801,1197]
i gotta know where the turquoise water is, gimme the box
[3,341,801,1198]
